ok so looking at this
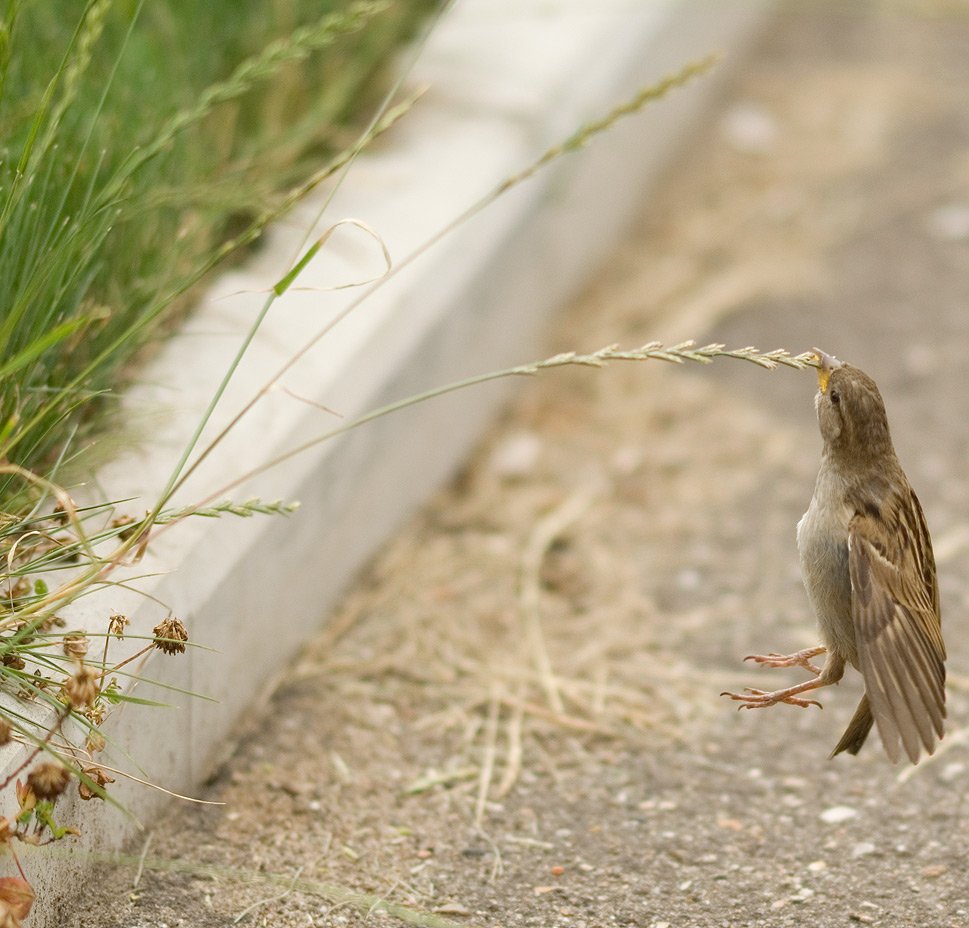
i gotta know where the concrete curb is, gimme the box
[16,1,768,920]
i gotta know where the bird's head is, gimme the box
[812,349,895,464]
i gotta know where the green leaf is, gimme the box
[0,317,89,381]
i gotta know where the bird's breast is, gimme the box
[797,475,856,663]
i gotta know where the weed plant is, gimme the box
[0,0,435,915]
[0,0,436,492]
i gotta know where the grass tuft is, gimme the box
[0,0,437,492]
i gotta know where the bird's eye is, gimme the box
[830,390,841,405]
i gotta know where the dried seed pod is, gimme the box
[62,632,90,661]
[27,762,71,801]
[152,617,188,655]
[77,765,115,801]
[63,667,98,708]
[108,614,129,638]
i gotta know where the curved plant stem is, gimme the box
[152,342,818,537]
[164,54,720,505]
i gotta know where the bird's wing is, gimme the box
[848,495,945,764]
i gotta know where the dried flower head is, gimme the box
[2,579,29,603]
[110,514,139,540]
[1,655,24,672]
[26,761,71,801]
[63,667,99,708]
[53,537,81,564]
[153,617,188,655]
[0,719,11,748]
[50,498,77,525]
[77,764,115,801]
[85,729,106,755]
[108,613,129,638]
[62,631,90,661]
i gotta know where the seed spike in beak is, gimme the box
[812,347,842,393]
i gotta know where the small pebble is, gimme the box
[820,805,858,824]
[852,842,876,858]
[489,431,541,478]
[721,102,777,154]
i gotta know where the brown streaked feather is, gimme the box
[848,499,945,765]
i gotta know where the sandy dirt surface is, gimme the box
[60,5,969,927]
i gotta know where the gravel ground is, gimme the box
[60,4,969,927]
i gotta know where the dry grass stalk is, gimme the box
[473,685,501,827]
[518,484,601,713]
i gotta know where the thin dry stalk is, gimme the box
[473,685,501,827]
[232,866,305,924]
[495,692,524,799]
[518,484,601,713]
[411,698,483,734]
[473,828,504,883]
[132,833,152,890]
[498,694,615,737]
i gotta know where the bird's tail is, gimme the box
[830,693,873,757]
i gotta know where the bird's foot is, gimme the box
[720,687,823,710]
[744,646,826,676]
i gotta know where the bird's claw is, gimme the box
[720,687,823,710]
[743,647,826,676]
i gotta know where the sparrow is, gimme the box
[721,349,945,764]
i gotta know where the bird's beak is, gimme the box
[812,348,842,393]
